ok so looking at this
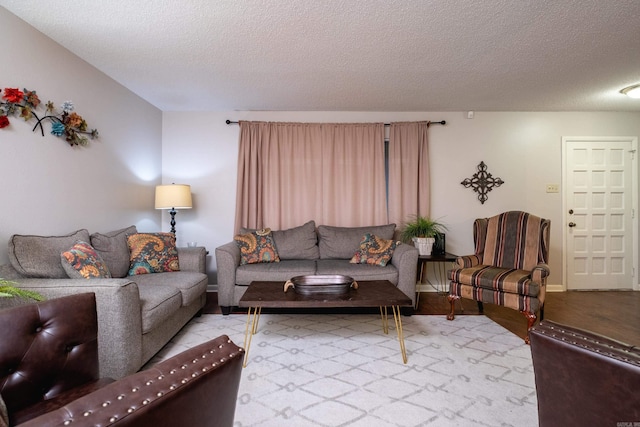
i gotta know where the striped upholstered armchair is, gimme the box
[446,211,550,343]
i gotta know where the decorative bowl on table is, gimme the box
[283,275,358,295]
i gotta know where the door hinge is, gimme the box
[629,149,636,160]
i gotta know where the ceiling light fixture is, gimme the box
[620,83,640,99]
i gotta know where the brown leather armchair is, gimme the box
[530,320,640,427]
[0,293,244,427]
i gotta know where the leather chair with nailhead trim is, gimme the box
[530,320,640,427]
[0,293,244,426]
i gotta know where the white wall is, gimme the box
[163,110,640,288]
[0,8,163,264]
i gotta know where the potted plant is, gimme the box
[0,278,44,301]
[400,215,447,256]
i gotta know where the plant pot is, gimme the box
[412,237,435,256]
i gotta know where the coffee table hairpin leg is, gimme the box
[242,306,262,368]
[379,305,408,364]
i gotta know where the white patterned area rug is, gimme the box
[148,313,538,427]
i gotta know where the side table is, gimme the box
[415,252,458,308]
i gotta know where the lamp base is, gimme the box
[169,208,177,234]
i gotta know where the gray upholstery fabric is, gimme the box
[8,229,91,278]
[0,245,207,379]
[137,284,182,334]
[235,260,316,285]
[216,223,420,309]
[90,225,137,278]
[317,224,396,259]
[315,259,398,283]
[132,271,207,306]
[241,220,320,260]
[272,221,319,260]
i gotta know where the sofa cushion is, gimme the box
[90,225,137,278]
[316,259,398,283]
[8,229,91,278]
[61,241,112,279]
[235,260,316,285]
[132,271,207,306]
[234,229,280,265]
[317,224,396,259]
[350,233,400,267]
[136,283,182,334]
[127,232,180,275]
[448,265,540,297]
[241,220,320,260]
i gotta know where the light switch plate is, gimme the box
[546,184,559,193]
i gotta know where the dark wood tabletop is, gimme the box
[239,280,412,308]
[418,252,458,262]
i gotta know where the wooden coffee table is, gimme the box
[238,280,412,367]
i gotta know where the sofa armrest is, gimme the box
[390,243,419,306]
[215,241,241,308]
[0,278,143,379]
[454,254,482,268]
[20,335,245,427]
[177,246,207,274]
[530,320,640,426]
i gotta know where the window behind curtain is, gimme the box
[234,121,387,232]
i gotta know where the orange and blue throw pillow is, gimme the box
[61,241,112,279]
[234,228,280,265]
[350,233,400,267]
[127,232,180,275]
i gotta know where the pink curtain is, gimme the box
[387,121,431,228]
[234,121,387,232]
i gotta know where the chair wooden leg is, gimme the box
[446,295,458,320]
[521,311,537,345]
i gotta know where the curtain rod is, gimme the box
[225,119,446,126]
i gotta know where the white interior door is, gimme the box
[563,137,638,290]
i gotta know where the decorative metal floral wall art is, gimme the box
[461,161,504,204]
[0,87,98,146]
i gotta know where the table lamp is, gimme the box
[155,183,192,234]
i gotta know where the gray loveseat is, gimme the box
[0,226,208,379]
[215,221,418,314]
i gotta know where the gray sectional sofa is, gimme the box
[0,226,208,379]
[215,221,419,314]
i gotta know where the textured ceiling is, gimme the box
[1,0,640,112]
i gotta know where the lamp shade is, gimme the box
[155,184,192,209]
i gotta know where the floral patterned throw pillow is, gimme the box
[127,232,180,275]
[234,228,280,265]
[61,241,112,279]
[350,233,400,267]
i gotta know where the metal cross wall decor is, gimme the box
[461,161,504,204]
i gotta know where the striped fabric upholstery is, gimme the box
[449,265,540,296]
[449,282,542,313]
[448,211,550,314]
[482,211,549,271]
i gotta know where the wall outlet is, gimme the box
[466,111,474,119]
[546,184,559,193]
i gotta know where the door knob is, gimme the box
[568,222,576,227]
[568,209,574,214]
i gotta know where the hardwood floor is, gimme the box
[418,289,640,346]
[205,290,640,346]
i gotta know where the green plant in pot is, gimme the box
[400,215,447,256]
[0,278,44,301]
